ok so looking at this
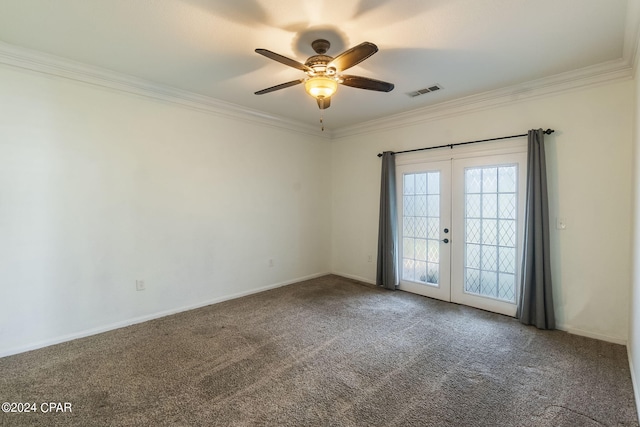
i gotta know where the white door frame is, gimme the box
[450,152,527,317]
[396,160,451,301]
[395,140,527,316]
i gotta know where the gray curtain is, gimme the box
[376,151,399,289]
[517,129,555,329]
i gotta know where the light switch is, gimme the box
[556,217,567,230]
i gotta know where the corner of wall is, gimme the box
[627,12,640,421]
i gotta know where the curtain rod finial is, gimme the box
[544,129,555,135]
[377,152,395,157]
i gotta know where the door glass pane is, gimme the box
[402,172,441,286]
[463,165,518,302]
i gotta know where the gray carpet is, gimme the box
[0,275,637,426]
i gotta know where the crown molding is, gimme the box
[334,4,640,140]
[0,42,329,139]
[0,40,635,141]
[332,58,634,139]
[625,0,640,74]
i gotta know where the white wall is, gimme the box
[628,35,640,412]
[0,65,331,356]
[331,80,635,343]
[0,55,635,358]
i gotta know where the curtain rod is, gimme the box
[376,129,555,157]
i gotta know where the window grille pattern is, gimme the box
[402,172,440,285]
[464,166,517,302]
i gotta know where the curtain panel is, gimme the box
[376,151,399,290]
[517,129,556,329]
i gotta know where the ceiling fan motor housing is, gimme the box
[305,54,336,76]
[311,39,331,54]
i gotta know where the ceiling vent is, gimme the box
[407,84,442,97]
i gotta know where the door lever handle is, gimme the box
[442,238,449,244]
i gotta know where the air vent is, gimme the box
[407,84,442,97]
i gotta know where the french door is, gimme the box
[397,152,526,316]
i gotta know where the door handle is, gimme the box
[442,238,449,244]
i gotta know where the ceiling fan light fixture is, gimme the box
[254,40,394,112]
[304,76,338,99]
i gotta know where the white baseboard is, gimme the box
[9,270,626,356]
[331,271,376,286]
[330,272,629,346]
[627,345,640,424]
[555,323,627,345]
[0,272,330,358]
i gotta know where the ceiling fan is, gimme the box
[254,39,394,110]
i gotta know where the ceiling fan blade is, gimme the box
[328,42,378,71]
[340,75,394,92]
[255,49,313,72]
[317,97,331,109]
[255,79,305,95]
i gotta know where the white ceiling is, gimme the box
[0,0,637,131]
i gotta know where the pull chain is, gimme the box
[320,113,324,132]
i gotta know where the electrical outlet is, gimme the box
[367,254,373,263]
[136,280,145,291]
